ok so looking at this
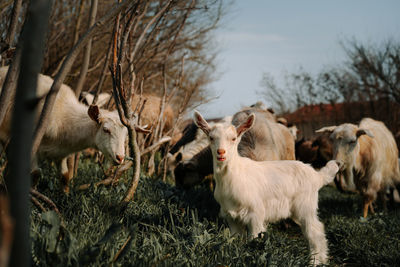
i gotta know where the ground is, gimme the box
[29,157,400,266]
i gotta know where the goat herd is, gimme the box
[1,66,400,265]
[167,106,400,265]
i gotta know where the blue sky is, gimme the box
[198,0,400,118]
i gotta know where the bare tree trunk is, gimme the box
[5,0,22,48]
[75,0,98,98]
[5,1,51,266]
[31,0,133,157]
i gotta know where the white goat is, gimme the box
[193,111,339,265]
[167,116,232,173]
[0,66,128,192]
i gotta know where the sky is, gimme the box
[197,0,400,118]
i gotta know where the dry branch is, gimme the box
[107,1,176,203]
[30,196,46,213]
[140,136,171,156]
[74,0,98,97]
[5,0,22,48]
[73,0,85,45]
[112,235,132,262]
[30,189,61,217]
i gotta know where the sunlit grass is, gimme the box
[30,159,400,266]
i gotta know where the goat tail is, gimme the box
[318,160,340,187]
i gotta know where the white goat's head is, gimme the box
[316,123,373,172]
[193,111,255,164]
[88,105,128,164]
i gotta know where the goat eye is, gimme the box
[209,136,214,141]
[103,127,111,134]
[232,137,236,141]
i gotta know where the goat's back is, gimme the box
[358,118,400,185]
[0,66,84,142]
[131,94,174,133]
[233,109,295,161]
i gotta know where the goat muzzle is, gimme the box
[217,148,225,155]
[116,155,124,164]
[216,148,226,161]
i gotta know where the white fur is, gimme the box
[194,111,339,265]
[288,125,299,140]
[168,116,232,173]
[0,66,128,190]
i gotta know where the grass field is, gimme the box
[29,157,400,266]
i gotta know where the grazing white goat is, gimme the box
[0,66,128,192]
[316,118,400,217]
[193,111,339,265]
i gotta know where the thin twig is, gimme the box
[29,188,61,216]
[140,136,171,156]
[30,196,46,213]
[112,235,132,263]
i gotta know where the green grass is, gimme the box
[29,158,400,266]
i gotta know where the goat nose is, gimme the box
[116,155,124,163]
[217,148,225,155]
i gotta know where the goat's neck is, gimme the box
[66,104,98,148]
[213,151,242,182]
[44,103,98,154]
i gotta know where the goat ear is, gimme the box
[193,110,210,135]
[276,117,287,126]
[236,113,255,136]
[356,129,374,138]
[88,105,101,124]
[315,125,336,133]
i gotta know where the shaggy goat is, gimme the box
[194,111,339,265]
[0,66,128,192]
[317,118,400,217]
